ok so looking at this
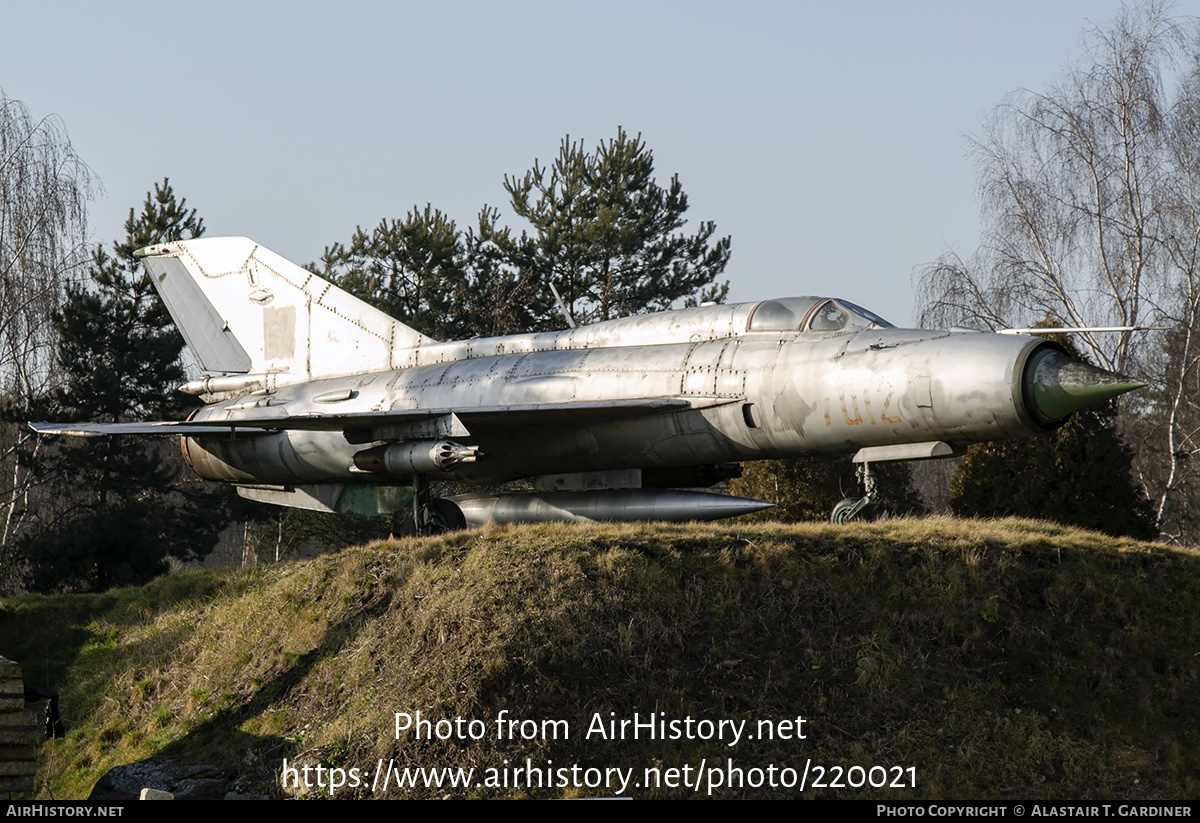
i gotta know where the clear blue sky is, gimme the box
[3,0,1191,328]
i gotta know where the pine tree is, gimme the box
[56,180,200,501]
[504,128,730,327]
[316,205,469,340]
[17,180,232,591]
[322,130,730,338]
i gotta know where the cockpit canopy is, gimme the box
[746,297,894,333]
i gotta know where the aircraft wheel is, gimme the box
[429,498,467,532]
[831,497,868,524]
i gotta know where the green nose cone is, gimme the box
[1030,350,1145,420]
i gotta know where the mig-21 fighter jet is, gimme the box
[31,237,1143,530]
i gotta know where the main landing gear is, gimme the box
[391,475,467,536]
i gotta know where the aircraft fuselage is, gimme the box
[35,237,1141,524]
[181,305,1056,487]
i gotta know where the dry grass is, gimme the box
[2,517,1198,798]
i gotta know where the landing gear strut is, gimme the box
[828,441,963,524]
[829,460,883,524]
[391,475,467,536]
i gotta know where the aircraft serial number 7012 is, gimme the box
[31,237,1142,529]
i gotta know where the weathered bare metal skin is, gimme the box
[33,237,1142,522]
[181,316,1058,486]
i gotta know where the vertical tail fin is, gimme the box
[138,236,435,379]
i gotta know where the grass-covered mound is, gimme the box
[2,518,1197,799]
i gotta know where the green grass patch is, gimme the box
[2,518,1197,798]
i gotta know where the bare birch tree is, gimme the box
[0,91,94,403]
[1139,48,1200,540]
[914,2,1200,539]
[0,91,94,578]
[918,3,1181,375]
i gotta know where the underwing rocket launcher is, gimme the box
[31,237,1144,528]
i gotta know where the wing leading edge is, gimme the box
[29,397,735,438]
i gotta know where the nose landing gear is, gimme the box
[829,460,884,524]
[828,441,962,524]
